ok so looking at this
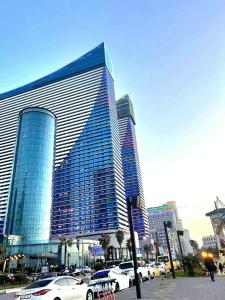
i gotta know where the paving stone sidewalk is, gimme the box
[116,276,225,300]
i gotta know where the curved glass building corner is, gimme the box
[5,107,56,244]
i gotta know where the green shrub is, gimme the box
[14,273,29,284]
[0,275,10,284]
[94,263,104,272]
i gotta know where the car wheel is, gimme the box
[54,298,61,300]
[86,290,93,300]
[139,273,143,283]
[115,282,120,292]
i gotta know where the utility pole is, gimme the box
[163,221,175,279]
[127,196,142,299]
[177,230,184,255]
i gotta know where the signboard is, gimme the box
[208,209,225,251]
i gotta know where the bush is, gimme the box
[14,273,29,284]
[0,275,11,284]
[176,253,208,277]
[94,263,104,272]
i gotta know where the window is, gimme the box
[66,278,80,286]
[55,278,68,286]
[24,279,53,289]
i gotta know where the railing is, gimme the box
[88,278,116,300]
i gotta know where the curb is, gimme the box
[0,290,6,294]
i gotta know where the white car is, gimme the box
[81,266,92,273]
[15,276,94,300]
[89,268,132,292]
[119,261,150,283]
[146,264,156,278]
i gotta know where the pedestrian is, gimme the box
[204,253,216,281]
[219,262,223,274]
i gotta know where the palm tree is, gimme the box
[108,245,115,261]
[189,240,199,255]
[59,238,73,268]
[126,238,132,259]
[99,233,111,264]
[0,243,7,272]
[116,230,125,259]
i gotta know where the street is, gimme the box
[1,276,225,300]
[116,276,225,300]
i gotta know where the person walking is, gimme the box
[204,253,216,281]
[219,262,223,274]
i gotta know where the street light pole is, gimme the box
[127,196,142,299]
[177,231,184,255]
[163,221,175,279]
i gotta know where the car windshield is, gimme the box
[24,279,53,289]
[155,263,161,266]
[158,256,169,263]
[119,262,133,269]
[92,270,110,279]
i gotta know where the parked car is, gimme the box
[80,266,92,273]
[105,260,122,268]
[37,272,58,280]
[69,268,82,276]
[15,276,94,300]
[119,261,150,283]
[90,267,132,292]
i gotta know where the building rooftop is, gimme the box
[116,94,136,124]
[0,43,113,100]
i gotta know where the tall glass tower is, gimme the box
[117,95,149,239]
[5,108,56,244]
[0,43,128,237]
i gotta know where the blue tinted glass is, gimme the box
[5,108,56,244]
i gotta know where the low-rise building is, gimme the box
[202,235,217,249]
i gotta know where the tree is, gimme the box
[116,230,125,259]
[0,243,7,272]
[179,254,203,276]
[126,238,132,259]
[189,240,199,255]
[59,238,73,268]
[108,246,115,261]
[99,233,111,264]
[143,244,151,259]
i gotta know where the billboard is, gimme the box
[207,209,225,251]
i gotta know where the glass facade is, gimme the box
[117,95,150,239]
[148,202,182,253]
[51,67,128,237]
[4,108,56,244]
[0,44,128,239]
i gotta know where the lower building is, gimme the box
[182,229,194,255]
[148,201,183,255]
[202,235,217,249]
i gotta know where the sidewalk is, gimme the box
[116,276,225,300]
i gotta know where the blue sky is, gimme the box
[1,0,225,242]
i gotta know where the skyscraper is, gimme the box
[116,95,149,239]
[148,201,183,254]
[0,43,128,237]
[5,107,56,244]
